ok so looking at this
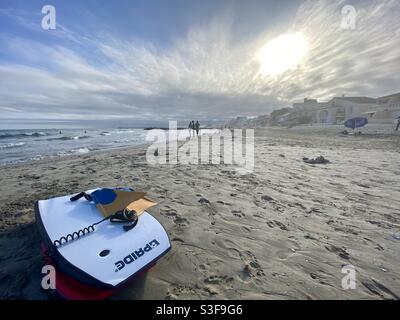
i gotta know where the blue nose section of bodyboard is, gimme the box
[91,188,117,205]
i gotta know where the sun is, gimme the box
[257,33,309,77]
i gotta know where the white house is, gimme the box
[367,92,400,123]
[315,96,376,124]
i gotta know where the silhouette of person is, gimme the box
[188,120,195,137]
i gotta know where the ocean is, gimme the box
[0,127,220,165]
[0,128,149,165]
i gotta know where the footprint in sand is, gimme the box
[204,275,234,285]
[362,279,399,299]
[232,210,245,218]
[309,271,334,287]
[227,247,242,260]
[201,275,235,296]
[197,196,217,225]
[165,284,198,300]
[261,195,274,202]
[198,197,210,204]
[215,239,242,260]
[160,206,189,227]
[266,220,289,231]
[238,250,265,280]
[325,244,350,260]
[216,200,231,206]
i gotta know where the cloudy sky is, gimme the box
[0,0,399,125]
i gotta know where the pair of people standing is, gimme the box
[188,120,200,137]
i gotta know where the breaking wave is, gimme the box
[0,142,26,149]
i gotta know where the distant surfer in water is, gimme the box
[396,117,400,131]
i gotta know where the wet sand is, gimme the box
[0,126,399,299]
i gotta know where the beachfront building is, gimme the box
[314,96,376,124]
[287,96,379,125]
[226,92,400,128]
[288,98,327,124]
[225,114,272,128]
[367,92,400,124]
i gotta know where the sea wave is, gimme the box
[58,147,91,157]
[47,135,90,141]
[73,147,90,154]
[114,130,137,134]
[114,139,130,143]
[0,142,26,149]
[0,132,48,139]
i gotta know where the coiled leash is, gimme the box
[52,191,139,248]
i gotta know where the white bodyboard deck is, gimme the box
[37,190,171,287]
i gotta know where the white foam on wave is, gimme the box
[57,147,91,157]
[114,139,130,143]
[114,130,137,134]
[0,142,26,149]
[73,147,90,154]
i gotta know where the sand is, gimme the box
[0,126,399,299]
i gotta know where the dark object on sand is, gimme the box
[303,156,330,164]
[344,117,368,130]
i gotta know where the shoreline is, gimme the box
[0,141,152,170]
[2,124,398,168]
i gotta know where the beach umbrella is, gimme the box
[344,117,368,130]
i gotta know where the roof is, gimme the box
[333,97,376,103]
[377,92,400,100]
[377,92,400,103]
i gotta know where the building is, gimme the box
[225,92,400,128]
[292,98,324,111]
[367,92,400,123]
[291,98,327,124]
[315,96,376,124]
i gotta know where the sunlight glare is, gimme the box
[258,33,309,77]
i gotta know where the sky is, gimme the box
[0,0,399,126]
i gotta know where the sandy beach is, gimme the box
[0,126,399,300]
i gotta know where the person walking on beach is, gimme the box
[195,120,200,136]
[188,120,195,137]
[395,117,400,131]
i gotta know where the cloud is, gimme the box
[0,0,399,121]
